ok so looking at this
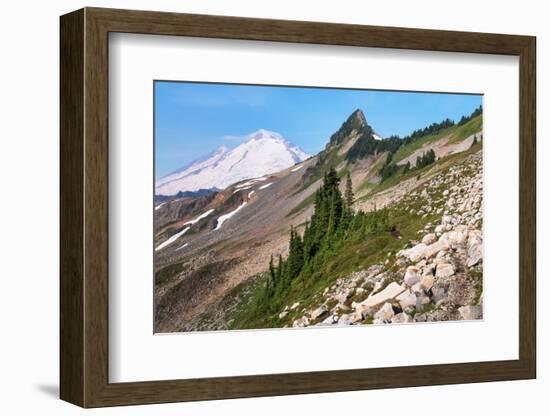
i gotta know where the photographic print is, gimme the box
[154,82,483,333]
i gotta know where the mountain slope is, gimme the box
[156,129,310,196]
[153,107,483,332]
[160,144,230,180]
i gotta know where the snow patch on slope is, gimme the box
[234,186,251,193]
[155,209,214,251]
[183,209,215,226]
[176,243,189,251]
[214,201,248,230]
[155,227,190,251]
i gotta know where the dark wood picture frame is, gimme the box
[60,7,536,408]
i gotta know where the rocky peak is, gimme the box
[348,109,367,127]
[329,108,372,147]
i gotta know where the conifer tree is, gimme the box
[324,168,339,190]
[276,254,283,286]
[339,200,350,232]
[287,226,304,281]
[268,255,276,287]
[345,171,354,214]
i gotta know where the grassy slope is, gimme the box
[356,152,388,192]
[446,114,482,144]
[362,139,482,199]
[393,128,450,163]
[393,114,482,163]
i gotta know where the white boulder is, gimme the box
[435,263,455,278]
[292,316,310,327]
[400,244,428,262]
[336,289,352,304]
[467,231,483,267]
[311,305,328,320]
[362,282,406,308]
[337,314,352,325]
[422,233,437,245]
[374,302,395,321]
[404,266,421,287]
[321,315,337,325]
[392,312,413,324]
[439,229,468,248]
[420,274,435,290]
[397,290,417,309]
[424,240,449,259]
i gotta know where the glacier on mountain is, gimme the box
[155,129,310,196]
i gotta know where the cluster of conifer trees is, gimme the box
[352,116,454,179]
[379,148,436,181]
[346,131,402,162]
[415,148,436,169]
[400,118,455,146]
[261,168,389,312]
[458,105,483,126]
[379,154,401,180]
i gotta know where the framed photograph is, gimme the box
[60,7,536,408]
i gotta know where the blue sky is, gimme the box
[155,81,482,179]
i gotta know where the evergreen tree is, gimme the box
[415,149,436,169]
[287,227,304,280]
[328,187,343,234]
[324,168,339,190]
[268,255,276,287]
[302,220,316,263]
[339,201,350,232]
[345,171,354,215]
[276,254,283,286]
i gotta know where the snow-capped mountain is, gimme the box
[155,129,310,196]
